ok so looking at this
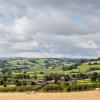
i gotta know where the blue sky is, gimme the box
[0,0,100,58]
[72,16,86,25]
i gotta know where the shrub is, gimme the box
[0,85,42,92]
[42,84,62,92]
[66,83,100,92]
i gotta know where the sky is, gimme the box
[0,0,100,58]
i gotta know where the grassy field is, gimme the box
[1,58,100,74]
[0,91,99,100]
[0,58,100,92]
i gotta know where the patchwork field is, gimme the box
[0,91,100,100]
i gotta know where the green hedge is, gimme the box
[42,84,62,92]
[66,83,100,92]
[0,83,100,92]
[41,83,100,92]
[0,85,42,92]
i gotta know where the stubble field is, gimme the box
[0,91,100,100]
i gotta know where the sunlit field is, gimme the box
[0,91,100,100]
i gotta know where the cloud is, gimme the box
[11,41,39,51]
[0,0,100,58]
[1,0,100,36]
[76,40,97,49]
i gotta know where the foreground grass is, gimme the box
[0,91,100,100]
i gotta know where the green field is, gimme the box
[0,58,100,92]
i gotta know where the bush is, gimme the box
[66,83,100,92]
[42,84,62,92]
[90,72,99,82]
[0,85,42,92]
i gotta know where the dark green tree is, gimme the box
[91,72,98,82]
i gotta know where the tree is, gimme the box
[53,74,60,84]
[91,72,98,82]
[33,75,37,80]
[15,80,22,86]
[88,62,92,65]
[44,75,52,82]
[31,81,35,85]
[3,81,7,87]
[3,76,7,81]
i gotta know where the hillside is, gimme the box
[0,58,88,74]
[0,58,100,74]
[0,58,99,92]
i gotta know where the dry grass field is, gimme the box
[0,91,100,100]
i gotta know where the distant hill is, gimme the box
[0,58,75,68]
[0,57,100,74]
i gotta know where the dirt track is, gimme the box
[0,91,100,100]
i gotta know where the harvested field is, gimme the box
[0,91,100,100]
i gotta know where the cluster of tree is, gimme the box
[88,62,99,65]
[90,72,100,82]
[62,62,81,71]
[89,67,100,71]
[15,80,35,86]
[44,73,89,85]
[16,74,30,79]
[66,83,100,92]
[71,73,88,79]
[0,85,42,92]
[89,57,100,61]
[42,82,100,92]
[0,60,8,67]
[0,76,8,87]
[28,59,37,64]
[44,73,61,84]
[0,82,99,92]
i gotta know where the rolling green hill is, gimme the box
[0,58,99,75]
[0,58,86,75]
[0,58,99,74]
[0,58,100,92]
